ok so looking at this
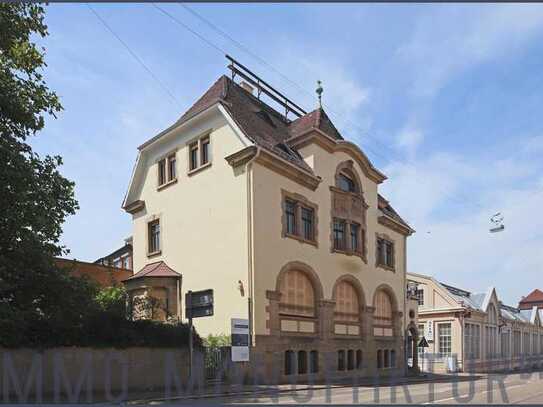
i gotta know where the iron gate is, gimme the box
[205,346,231,382]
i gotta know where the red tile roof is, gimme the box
[378,194,412,231]
[56,258,132,288]
[520,289,543,304]
[124,261,181,281]
[141,75,344,174]
[288,108,343,141]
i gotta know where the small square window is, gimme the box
[377,238,394,268]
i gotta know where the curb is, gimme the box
[127,374,485,404]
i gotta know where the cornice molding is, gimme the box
[378,214,414,236]
[123,199,145,214]
[288,129,387,184]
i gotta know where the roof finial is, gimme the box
[316,80,323,108]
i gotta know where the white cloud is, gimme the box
[262,47,372,136]
[381,136,543,305]
[398,5,543,98]
[396,126,424,158]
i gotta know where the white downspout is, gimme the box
[245,147,261,348]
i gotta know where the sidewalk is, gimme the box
[127,372,485,405]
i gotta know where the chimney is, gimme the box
[240,81,254,95]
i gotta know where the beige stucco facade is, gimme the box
[127,107,251,336]
[123,76,416,380]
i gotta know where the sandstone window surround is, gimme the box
[330,161,368,260]
[281,190,318,247]
[157,151,178,191]
[376,233,395,271]
[187,133,212,176]
[147,217,161,257]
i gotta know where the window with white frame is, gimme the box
[158,153,176,187]
[188,134,212,173]
[438,323,452,357]
[147,219,160,255]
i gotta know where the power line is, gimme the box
[170,4,485,211]
[153,3,227,55]
[179,3,413,166]
[86,3,179,107]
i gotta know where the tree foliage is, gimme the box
[0,4,200,351]
[0,3,82,343]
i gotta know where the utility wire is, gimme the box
[179,3,415,167]
[153,3,228,55]
[168,4,486,211]
[87,4,180,107]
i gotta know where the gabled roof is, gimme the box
[139,75,314,173]
[288,108,343,141]
[519,289,543,304]
[499,302,526,322]
[378,194,414,233]
[124,261,181,281]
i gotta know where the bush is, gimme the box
[0,280,202,349]
[203,333,231,348]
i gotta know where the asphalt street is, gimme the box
[139,371,543,405]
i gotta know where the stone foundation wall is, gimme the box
[0,347,202,403]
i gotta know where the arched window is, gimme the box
[334,281,360,322]
[338,171,357,193]
[374,289,394,337]
[335,161,362,194]
[486,303,498,359]
[487,303,498,325]
[279,270,315,317]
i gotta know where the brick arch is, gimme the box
[334,160,364,194]
[332,274,366,309]
[275,261,324,301]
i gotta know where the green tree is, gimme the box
[0,4,85,346]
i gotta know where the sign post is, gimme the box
[231,318,250,362]
[418,336,430,371]
[185,289,214,378]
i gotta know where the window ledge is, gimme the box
[188,161,212,176]
[284,232,318,248]
[374,336,397,342]
[332,248,366,262]
[147,250,162,258]
[377,263,395,272]
[157,178,177,191]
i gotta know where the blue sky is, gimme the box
[32,4,543,306]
